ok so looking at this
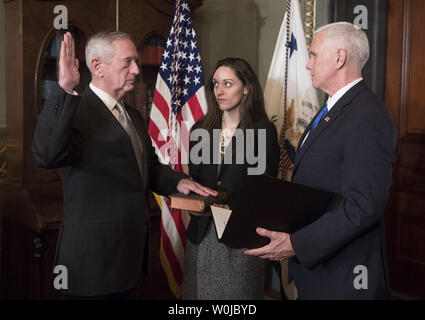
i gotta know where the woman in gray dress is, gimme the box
[182,58,280,300]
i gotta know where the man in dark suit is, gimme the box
[245,22,398,299]
[32,31,216,299]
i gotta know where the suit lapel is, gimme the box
[296,117,314,151]
[83,88,144,184]
[293,81,367,175]
[84,88,118,130]
[294,103,343,168]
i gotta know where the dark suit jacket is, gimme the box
[289,81,398,299]
[186,117,280,244]
[32,87,186,296]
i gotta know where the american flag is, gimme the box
[148,0,207,298]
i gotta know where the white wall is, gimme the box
[193,0,286,89]
[254,0,286,87]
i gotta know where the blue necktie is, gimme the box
[311,104,328,131]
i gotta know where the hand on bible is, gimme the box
[58,32,80,93]
[176,178,218,197]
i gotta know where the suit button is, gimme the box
[217,181,222,186]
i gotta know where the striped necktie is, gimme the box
[114,103,144,176]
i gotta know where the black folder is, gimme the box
[212,175,336,249]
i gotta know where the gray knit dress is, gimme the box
[182,221,265,300]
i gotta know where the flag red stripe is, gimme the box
[165,198,186,239]
[160,220,183,285]
[170,207,186,248]
[187,94,205,121]
[153,85,170,122]
[148,119,167,158]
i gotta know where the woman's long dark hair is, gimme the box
[199,57,269,132]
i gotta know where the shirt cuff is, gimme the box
[65,90,78,96]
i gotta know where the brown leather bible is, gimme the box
[169,191,228,213]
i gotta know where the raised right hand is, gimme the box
[58,32,80,93]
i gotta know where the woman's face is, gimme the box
[212,66,247,112]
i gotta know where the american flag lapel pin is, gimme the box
[324,116,331,122]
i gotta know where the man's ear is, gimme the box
[336,48,347,69]
[91,58,103,77]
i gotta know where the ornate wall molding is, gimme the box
[303,0,315,47]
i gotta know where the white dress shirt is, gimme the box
[300,77,363,148]
[89,83,124,121]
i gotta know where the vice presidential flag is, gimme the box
[264,0,319,181]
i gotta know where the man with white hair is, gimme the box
[246,22,397,299]
[32,31,216,299]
